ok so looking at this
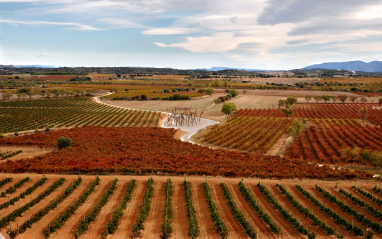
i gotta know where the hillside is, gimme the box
[304,60,382,72]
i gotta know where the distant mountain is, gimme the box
[304,60,382,72]
[17,65,59,68]
[199,67,264,72]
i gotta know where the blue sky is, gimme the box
[1,0,382,70]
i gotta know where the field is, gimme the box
[0,127,368,179]
[0,97,163,134]
[0,174,380,238]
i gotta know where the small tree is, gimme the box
[314,96,321,103]
[282,108,293,118]
[278,99,285,109]
[360,97,367,104]
[331,96,337,104]
[205,88,214,95]
[286,96,297,105]
[140,94,147,100]
[337,95,348,103]
[370,151,382,168]
[359,107,368,122]
[305,95,312,103]
[349,96,357,103]
[57,136,72,150]
[221,103,236,115]
[229,89,239,97]
[223,79,228,88]
[289,121,304,136]
[321,95,330,103]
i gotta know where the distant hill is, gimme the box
[199,67,264,72]
[304,60,382,72]
[17,65,59,68]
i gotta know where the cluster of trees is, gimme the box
[1,88,88,100]
[214,89,238,104]
[341,147,382,167]
[278,96,297,117]
[197,88,214,95]
[305,95,368,104]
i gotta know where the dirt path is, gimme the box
[266,133,289,156]
[210,183,248,238]
[109,180,145,239]
[140,181,165,238]
[80,181,127,239]
[18,179,90,239]
[51,180,110,238]
[227,184,275,238]
[172,182,189,238]
[247,184,301,239]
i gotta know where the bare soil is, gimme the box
[0,146,54,162]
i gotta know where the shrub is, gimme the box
[141,95,148,100]
[229,89,238,97]
[221,103,236,115]
[286,96,297,105]
[57,137,72,150]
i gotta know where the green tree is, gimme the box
[205,88,214,95]
[305,95,312,103]
[223,79,228,88]
[57,137,72,150]
[289,121,304,136]
[221,103,236,115]
[337,95,348,103]
[314,95,321,103]
[229,89,239,97]
[278,99,285,109]
[286,96,297,105]
[321,95,330,103]
[370,151,382,168]
[282,108,293,118]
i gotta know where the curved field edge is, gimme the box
[0,126,372,180]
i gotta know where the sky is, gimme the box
[1,0,382,70]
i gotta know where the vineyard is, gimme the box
[235,103,382,126]
[284,118,382,164]
[0,174,380,238]
[0,97,163,133]
[0,127,371,179]
[203,116,293,153]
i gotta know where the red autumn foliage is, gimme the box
[0,127,372,180]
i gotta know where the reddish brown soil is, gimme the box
[140,181,165,238]
[191,183,218,238]
[172,182,189,238]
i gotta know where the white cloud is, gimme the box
[142,28,195,35]
[0,19,101,31]
[38,52,55,57]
